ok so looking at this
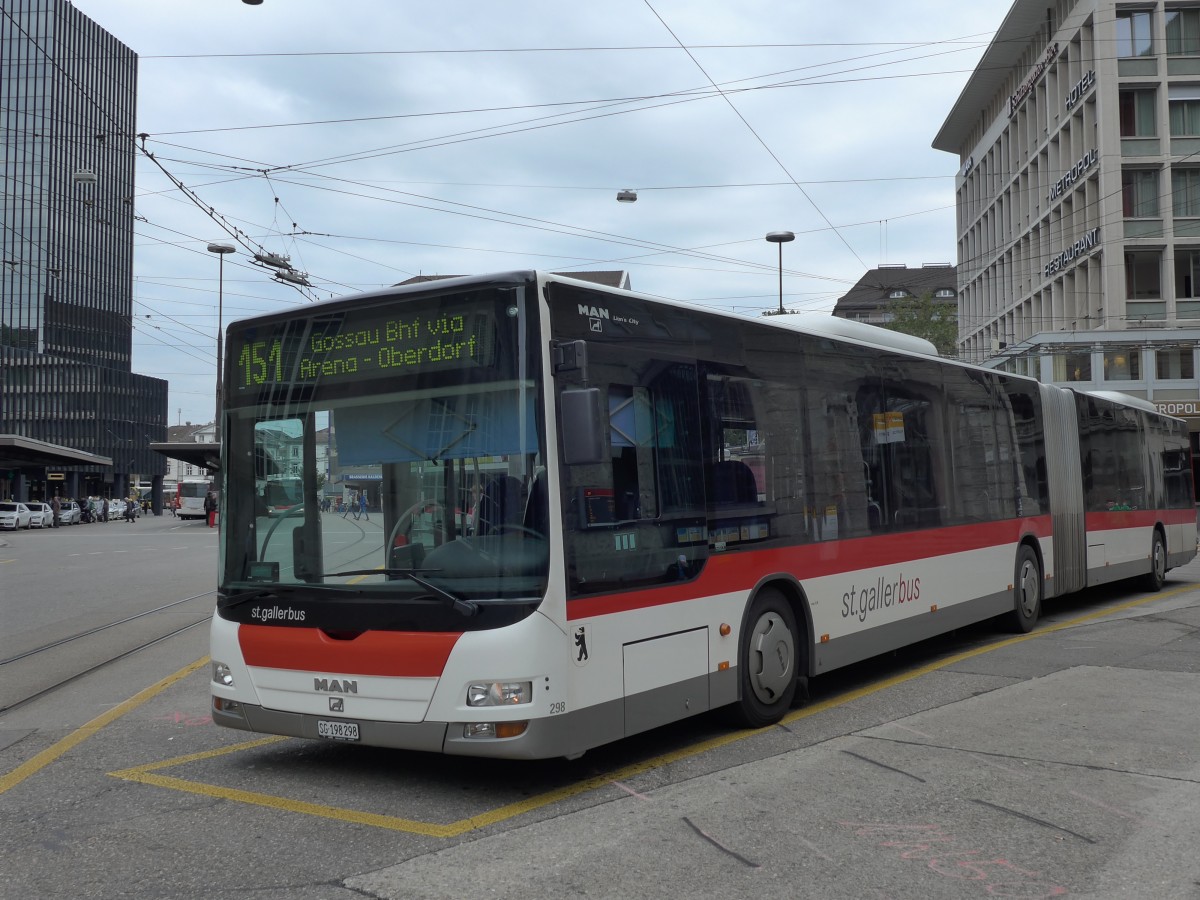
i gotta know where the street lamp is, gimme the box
[765,231,795,316]
[207,243,235,458]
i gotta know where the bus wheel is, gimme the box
[1141,531,1166,593]
[732,588,798,728]
[1010,544,1042,634]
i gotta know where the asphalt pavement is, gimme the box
[348,583,1200,899]
[2,512,1198,898]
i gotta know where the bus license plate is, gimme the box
[317,720,360,742]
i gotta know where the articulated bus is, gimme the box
[177,478,212,519]
[209,272,1196,759]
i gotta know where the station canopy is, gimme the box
[0,434,113,469]
[150,441,220,472]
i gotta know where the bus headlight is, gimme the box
[466,681,531,707]
[212,661,235,687]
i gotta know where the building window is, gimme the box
[1117,9,1153,57]
[888,290,909,299]
[1102,349,1141,381]
[1126,250,1163,299]
[1120,89,1157,136]
[1175,248,1200,297]
[1123,169,1159,217]
[1170,86,1200,135]
[934,288,955,298]
[1167,8,1200,55]
[1052,352,1092,382]
[1157,348,1195,378]
[1173,169,1200,216]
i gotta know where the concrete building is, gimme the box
[934,0,1200,455]
[0,0,167,503]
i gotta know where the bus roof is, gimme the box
[223,271,1178,425]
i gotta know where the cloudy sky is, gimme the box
[69,0,1000,426]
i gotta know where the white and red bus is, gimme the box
[177,478,212,519]
[209,272,1196,759]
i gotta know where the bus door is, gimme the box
[557,347,710,733]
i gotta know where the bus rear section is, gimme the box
[177,479,211,519]
[1044,387,1198,597]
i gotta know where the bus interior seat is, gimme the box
[477,475,523,534]
[711,460,759,506]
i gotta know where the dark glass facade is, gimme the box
[1,0,167,496]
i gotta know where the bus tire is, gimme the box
[731,587,798,728]
[1141,530,1166,593]
[1010,544,1042,634]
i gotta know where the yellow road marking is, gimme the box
[2,584,1193,833]
[0,657,209,795]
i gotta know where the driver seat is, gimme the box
[476,475,523,535]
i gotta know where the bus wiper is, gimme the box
[326,568,480,617]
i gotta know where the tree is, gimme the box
[882,291,958,357]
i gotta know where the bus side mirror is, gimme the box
[560,388,604,465]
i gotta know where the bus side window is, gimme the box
[562,359,706,597]
[608,385,657,521]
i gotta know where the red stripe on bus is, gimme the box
[567,516,1055,620]
[238,625,461,676]
[1085,508,1195,530]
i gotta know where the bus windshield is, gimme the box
[218,282,548,615]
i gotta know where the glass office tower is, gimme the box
[1,0,167,499]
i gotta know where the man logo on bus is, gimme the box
[578,303,609,334]
[578,304,609,321]
[574,626,589,663]
[314,677,358,694]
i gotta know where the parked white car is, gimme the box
[27,502,51,528]
[0,502,33,530]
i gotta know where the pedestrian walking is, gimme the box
[342,493,352,518]
[358,492,368,521]
[101,497,109,523]
[204,489,218,528]
[126,495,137,523]
[50,495,60,528]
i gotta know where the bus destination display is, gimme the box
[233,304,496,390]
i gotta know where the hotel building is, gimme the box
[934,0,1200,448]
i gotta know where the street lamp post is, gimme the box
[765,231,795,315]
[207,243,235,488]
[207,243,235,439]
